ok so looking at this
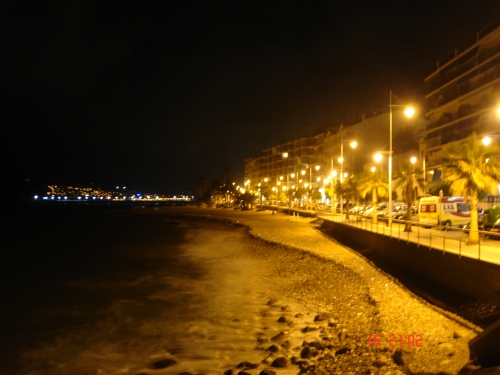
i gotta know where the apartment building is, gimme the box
[421,18,500,184]
[244,109,427,198]
[244,132,326,192]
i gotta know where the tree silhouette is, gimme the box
[442,132,500,244]
[393,159,425,232]
[358,170,389,224]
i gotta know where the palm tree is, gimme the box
[256,180,270,210]
[358,170,389,224]
[220,167,235,205]
[336,176,359,219]
[393,159,425,232]
[441,132,500,245]
[240,191,255,209]
[393,124,424,154]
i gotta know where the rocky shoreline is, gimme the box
[126,209,497,375]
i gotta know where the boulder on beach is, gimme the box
[152,358,177,369]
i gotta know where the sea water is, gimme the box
[0,207,321,375]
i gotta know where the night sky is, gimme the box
[3,1,500,196]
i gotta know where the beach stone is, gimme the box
[314,313,330,321]
[335,346,350,355]
[267,344,279,352]
[328,319,338,327]
[152,358,177,369]
[393,347,415,366]
[438,342,456,356]
[257,336,269,343]
[271,331,288,341]
[259,370,277,375]
[280,305,291,311]
[277,316,293,324]
[261,355,273,365]
[281,340,292,349]
[271,357,287,368]
[237,371,251,375]
[295,313,303,318]
[305,327,316,335]
[299,364,316,374]
[267,299,280,306]
[236,361,258,369]
[300,346,319,359]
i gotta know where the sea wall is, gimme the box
[322,220,500,306]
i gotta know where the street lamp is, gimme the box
[386,90,415,227]
[339,140,357,216]
[330,170,337,214]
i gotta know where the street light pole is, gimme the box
[340,141,344,216]
[389,90,393,228]
[387,90,415,227]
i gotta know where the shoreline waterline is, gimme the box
[1,206,481,374]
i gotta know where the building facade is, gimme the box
[244,110,427,202]
[421,18,500,186]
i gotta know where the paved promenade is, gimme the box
[317,212,500,266]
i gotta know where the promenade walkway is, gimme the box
[316,212,500,266]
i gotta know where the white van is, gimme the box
[418,196,470,228]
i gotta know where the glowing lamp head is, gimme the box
[374,153,383,163]
[483,136,492,146]
[350,141,357,149]
[404,107,415,118]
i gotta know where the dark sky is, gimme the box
[3,1,500,195]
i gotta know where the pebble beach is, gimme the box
[129,206,484,375]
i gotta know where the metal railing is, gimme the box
[317,210,500,265]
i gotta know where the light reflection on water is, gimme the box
[14,219,320,375]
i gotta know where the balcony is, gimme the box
[426,58,500,113]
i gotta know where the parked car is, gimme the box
[380,205,407,221]
[393,206,419,223]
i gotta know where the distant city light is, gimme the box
[34,195,38,199]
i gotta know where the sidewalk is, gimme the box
[318,213,500,266]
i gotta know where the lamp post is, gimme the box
[386,90,415,227]
[339,139,357,217]
[330,170,337,215]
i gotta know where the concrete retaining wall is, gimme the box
[322,221,500,306]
